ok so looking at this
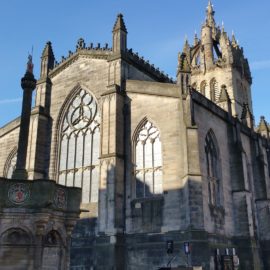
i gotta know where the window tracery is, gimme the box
[4,149,17,179]
[58,89,100,203]
[135,120,163,198]
[205,131,221,206]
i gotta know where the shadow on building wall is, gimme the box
[69,161,267,270]
[70,162,211,270]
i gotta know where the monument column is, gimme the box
[12,55,36,179]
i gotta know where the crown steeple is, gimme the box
[177,0,253,118]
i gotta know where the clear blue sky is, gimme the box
[0,0,269,127]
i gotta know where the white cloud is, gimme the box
[250,60,270,71]
[0,98,21,104]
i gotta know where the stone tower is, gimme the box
[177,0,252,118]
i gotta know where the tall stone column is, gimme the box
[12,55,36,179]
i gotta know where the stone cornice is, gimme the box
[0,106,51,137]
[101,84,124,97]
[36,77,52,86]
[126,80,180,98]
[0,117,20,137]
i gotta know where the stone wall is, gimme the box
[0,178,81,270]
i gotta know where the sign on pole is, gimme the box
[184,242,190,255]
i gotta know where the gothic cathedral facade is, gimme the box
[0,3,270,270]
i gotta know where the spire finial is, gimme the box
[194,31,198,45]
[112,13,127,52]
[257,116,269,137]
[42,41,54,57]
[207,0,214,13]
[113,13,127,33]
[40,41,55,78]
[183,35,190,52]
[206,0,215,27]
[221,21,225,32]
[241,103,254,128]
[219,85,230,102]
[231,30,237,46]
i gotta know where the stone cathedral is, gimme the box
[0,2,270,270]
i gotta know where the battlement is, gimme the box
[47,37,175,83]
[54,38,113,68]
[48,38,113,78]
[126,49,175,83]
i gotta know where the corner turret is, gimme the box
[112,14,127,53]
[177,47,191,94]
[40,41,55,78]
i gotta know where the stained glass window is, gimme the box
[58,89,100,203]
[135,121,163,198]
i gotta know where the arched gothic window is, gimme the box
[58,89,100,203]
[210,78,218,101]
[200,81,206,95]
[135,120,163,198]
[205,131,221,206]
[4,149,17,178]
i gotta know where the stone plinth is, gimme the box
[0,178,81,270]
